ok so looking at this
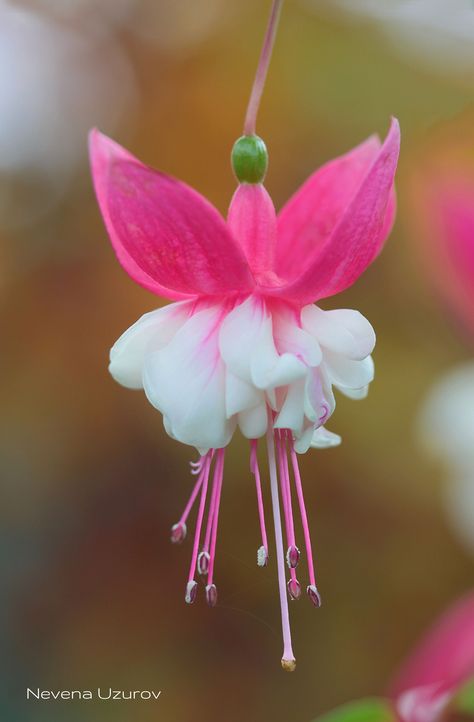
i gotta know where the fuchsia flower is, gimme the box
[89,118,399,670]
[390,592,474,722]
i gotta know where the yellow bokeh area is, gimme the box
[1,2,473,721]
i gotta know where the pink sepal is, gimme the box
[227,183,277,284]
[267,118,400,304]
[89,129,255,299]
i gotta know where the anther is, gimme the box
[287,578,301,600]
[197,551,210,576]
[286,545,300,569]
[171,522,187,544]
[185,580,198,604]
[257,545,268,567]
[205,584,218,607]
[281,658,296,672]
[307,584,322,607]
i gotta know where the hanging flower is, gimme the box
[89,117,399,670]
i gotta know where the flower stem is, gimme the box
[243,0,284,136]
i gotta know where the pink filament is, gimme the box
[289,436,317,588]
[179,457,207,526]
[202,455,221,555]
[267,428,295,668]
[276,431,299,587]
[207,449,225,586]
[187,453,212,584]
[250,439,269,557]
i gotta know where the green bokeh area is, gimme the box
[1,2,473,722]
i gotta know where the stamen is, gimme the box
[205,583,218,608]
[250,440,269,566]
[185,452,212,604]
[276,431,299,569]
[198,453,222,576]
[289,435,322,608]
[171,455,208,542]
[170,522,187,544]
[185,580,198,604]
[197,551,210,576]
[206,449,225,596]
[266,428,296,672]
[287,578,301,601]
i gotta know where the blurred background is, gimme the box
[1,1,474,720]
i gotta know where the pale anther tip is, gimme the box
[185,580,198,604]
[205,583,218,607]
[257,545,268,567]
[197,550,210,576]
[307,584,322,607]
[171,522,187,544]
[281,658,296,672]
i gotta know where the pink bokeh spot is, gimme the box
[390,592,474,722]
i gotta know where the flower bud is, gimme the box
[231,135,268,184]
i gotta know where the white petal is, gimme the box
[304,367,335,424]
[310,427,342,449]
[302,305,376,360]
[274,379,306,434]
[219,296,265,384]
[325,353,374,390]
[293,423,316,454]
[143,306,236,450]
[339,385,369,400]
[238,402,268,438]
[225,369,262,417]
[250,314,307,389]
[109,302,190,389]
[272,306,322,367]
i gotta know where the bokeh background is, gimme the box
[1,1,474,721]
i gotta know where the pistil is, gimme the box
[267,428,296,672]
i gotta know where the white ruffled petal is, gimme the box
[143,306,236,450]
[250,314,307,389]
[310,427,342,449]
[324,353,374,390]
[109,302,190,389]
[293,422,316,454]
[238,402,268,438]
[339,385,369,400]
[274,379,306,434]
[302,305,375,360]
[219,296,265,384]
[272,307,322,367]
[225,369,263,417]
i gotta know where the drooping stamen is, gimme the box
[243,0,284,136]
[277,431,300,570]
[205,583,218,608]
[267,428,296,672]
[289,435,322,608]
[171,455,209,543]
[206,449,225,607]
[250,439,269,567]
[276,431,301,602]
[287,578,301,600]
[198,460,221,576]
[185,453,212,604]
